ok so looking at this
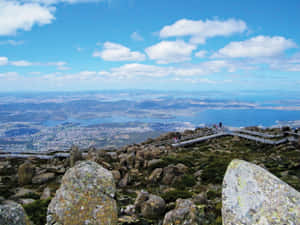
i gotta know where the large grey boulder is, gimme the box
[222,159,300,225]
[46,160,117,225]
[0,202,32,225]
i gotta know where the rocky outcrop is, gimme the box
[46,160,117,225]
[222,159,300,225]
[18,161,34,185]
[163,198,204,225]
[0,201,32,225]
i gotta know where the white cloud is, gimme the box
[145,40,196,64]
[93,42,146,61]
[0,0,55,36]
[99,61,244,79]
[0,40,24,45]
[43,70,99,81]
[0,56,8,66]
[0,72,20,80]
[76,47,84,52]
[131,31,144,41]
[29,71,41,75]
[99,63,168,78]
[10,60,33,66]
[195,50,207,58]
[0,57,68,68]
[160,18,247,44]
[213,36,297,58]
[22,0,105,5]
[46,61,67,67]
[266,53,300,72]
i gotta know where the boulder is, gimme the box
[148,168,163,183]
[134,190,149,212]
[111,170,121,181]
[175,163,189,173]
[141,194,166,219]
[46,160,117,225]
[0,202,32,225]
[148,159,163,169]
[134,190,166,219]
[18,161,34,185]
[162,164,184,185]
[163,199,204,225]
[11,188,38,200]
[119,172,130,188]
[70,145,83,167]
[18,199,35,205]
[40,187,51,200]
[32,172,55,184]
[222,159,300,225]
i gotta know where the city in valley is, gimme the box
[1,91,300,152]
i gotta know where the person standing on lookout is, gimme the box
[219,122,222,129]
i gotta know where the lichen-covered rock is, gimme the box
[163,198,204,225]
[18,161,34,185]
[222,159,300,225]
[0,202,32,225]
[46,160,117,225]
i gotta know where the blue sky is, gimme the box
[0,0,299,92]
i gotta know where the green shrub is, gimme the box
[161,189,193,203]
[201,158,231,184]
[173,174,196,189]
[23,198,51,225]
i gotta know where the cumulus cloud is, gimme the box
[21,0,105,5]
[0,40,24,45]
[0,56,8,66]
[93,42,146,61]
[0,57,68,69]
[195,50,207,58]
[159,18,247,44]
[0,0,55,36]
[0,72,20,80]
[99,61,243,79]
[267,53,300,72]
[131,31,144,41]
[213,36,297,58]
[99,63,168,78]
[10,60,33,66]
[145,40,196,64]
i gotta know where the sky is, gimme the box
[0,0,299,92]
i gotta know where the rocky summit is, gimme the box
[222,159,300,225]
[0,126,300,224]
